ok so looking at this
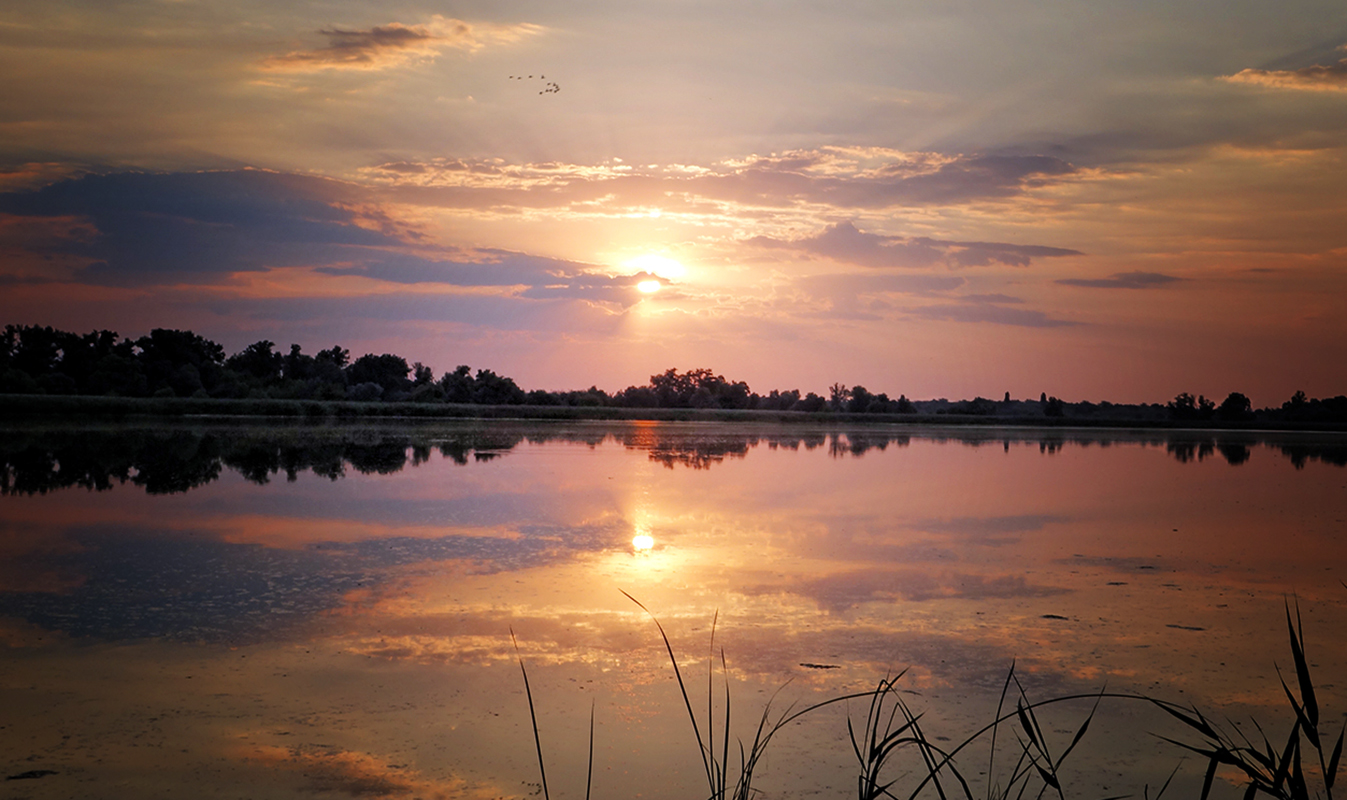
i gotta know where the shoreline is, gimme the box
[4,392,1347,432]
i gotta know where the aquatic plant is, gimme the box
[1143,600,1343,800]
[514,597,1341,800]
[512,627,595,800]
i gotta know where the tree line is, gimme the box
[1,323,1343,421]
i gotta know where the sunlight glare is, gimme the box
[626,254,686,280]
[631,533,654,552]
[637,280,661,294]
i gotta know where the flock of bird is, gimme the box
[508,74,560,95]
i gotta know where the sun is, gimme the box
[626,254,686,280]
[637,280,661,294]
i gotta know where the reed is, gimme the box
[512,597,1341,800]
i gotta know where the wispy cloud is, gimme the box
[368,147,1081,211]
[751,221,1082,269]
[907,300,1079,328]
[1223,45,1347,92]
[1056,271,1183,289]
[765,567,1068,612]
[260,17,541,72]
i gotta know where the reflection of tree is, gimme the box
[3,425,1342,496]
[1277,442,1347,469]
[1215,442,1251,466]
[1167,440,1215,464]
[0,426,535,495]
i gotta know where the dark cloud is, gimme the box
[261,23,446,71]
[752,221,1081,269]
[0,170,389,285]
[0,170,652,304]
[1056,271,1183,289]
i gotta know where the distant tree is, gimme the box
[758,389,801,411]
[1282,390,1308,417]
[4,324,61,377]
[526,388,562,405]
[346,382,383,402]
[135,329,227,396]
[311,346,349,391]
[282,344,315,381]
[895,394,916,414]
[613,385,658,407]
[227,340,283,382]
[828,383,850,411]
[646,367,750,408]
[471,368,525,405]
[1044,396,1065,417]
[316,345,349,369]
[412,362,434,386]
[438,365,474,403]
[794,392,828,413]
[347,353,411,397]
[1215,392,1252,421]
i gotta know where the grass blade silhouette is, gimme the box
[511,627,550,800]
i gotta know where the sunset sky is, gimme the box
[2,1,1345,403]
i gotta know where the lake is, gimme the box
[2,421,1344,799]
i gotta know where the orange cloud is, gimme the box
[1223,46,1347,91]
[241,743,489,798]
[260,17,541,72]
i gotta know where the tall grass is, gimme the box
[513,597,1341,800]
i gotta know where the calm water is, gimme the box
[2,421,1344,799]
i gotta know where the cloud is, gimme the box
[906,300,1079,328]
[370,147,1080,211]
[750,221,1082,269]
[0,170,394,284]
[764,567,1068,612]
[259,17,538,72]
[1224,46,1347,92]
[242,744,482,798]
[1056,271,1183,289]
[0,170,654,304]
[914,514,1069,545]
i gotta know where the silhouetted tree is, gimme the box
[795,392,828,412]
[1215,392,1252,422]
[135,328,227,397]
[829,383,850,411]
[346,353,411,398]
[227,340,284,382]
[470,369,525,405]
[438,365,475,403]
[283,344,315,381]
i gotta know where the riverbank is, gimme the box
[4,392,1347,431]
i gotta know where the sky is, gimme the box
[1,0,1346,404]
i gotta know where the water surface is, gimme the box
[2,421,1344,798]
